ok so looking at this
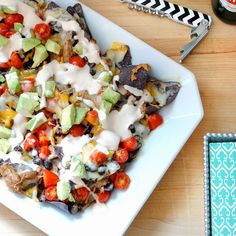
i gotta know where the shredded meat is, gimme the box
[0,163,38,193]
[62,32,73,62]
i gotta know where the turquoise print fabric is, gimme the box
[209,142,236,236]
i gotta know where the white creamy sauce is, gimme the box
[77,97,95,108]
[0,33,22,63]
[35,60,101,95]
[124,85,144,97]
[96,130,120,151]
[0,0,43,37]
[101,104,143,140]
[9,113,27,148]
[46,15,101,64]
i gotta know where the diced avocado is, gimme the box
[97,71,112,84]
[73,43,83,55]
[32,44,48,68]
[0,75,5,83]
[0,35,9,47]
[102,87,121,105]
[61,104,76,133]
[68,193,75,202]
[45,39,61,55]
[44,80,56,97]
[6,72,21,94]
[57,181,71,201]
[74,107,89,125]
[2,5,17,14]
[25,112,47,131]
[22,38,41,52]
[74,163,88,179]
[16,92,39,116]
[0,126,12,139]
[9,67,20,76]
[100,100,112,114]
[14,23,23,32]
[0,139,11,153]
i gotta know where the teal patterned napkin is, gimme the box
[209,142,236,236]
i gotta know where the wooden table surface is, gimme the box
[0,0,235,235]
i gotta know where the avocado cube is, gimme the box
[61,104,76,133]
[16,92,40,116]
[0,126,12,139]
[45,39,61,55]
[44,80,56,97]
[25,112,47,131]
[9,67,20,76]
[6,72,21,94]
[74,163,88,178]
[100,100,113,114]
[57,181,71,201]
[0,75,5,83]
[74,107,89,125]
[0,139,11,153]
[32,44,48,68]
[0,35,9,47]
[2,5,17,14]
[22,38,41,52]
[14,23,23,32]
[97,71,112,84]
[73,43,83,55]
[102,87,121,105]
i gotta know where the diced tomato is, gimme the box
[69,55,86,68]
[34,23,51,40]
[4,31,16,38]
[113,148,129,164]
[121,137,138,152]
[9,52,23,69]
[43,169,59,188]
[45,186,58,201]
[147,113,163,131]
[98,191,110,203]
[39,146,51,160]
[114,172,131,190]
[85,110,99,126]
[0,62,10,69]
[24,134,39,151]
[0,23,9,36]
[20,80,35,92]
[90,150,107,166]
[4,13,24,28]
[109,172,117,182]
[38,130,51,146]
[70,125,85,137]
[0,83,8,96]
[73,187,90,202]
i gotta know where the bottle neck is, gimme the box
[220,0,236,12]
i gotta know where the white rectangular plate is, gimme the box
[0,1,204,235]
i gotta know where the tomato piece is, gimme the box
[0,23,9,36]
[0,62,10,69]
[20,80,35,92]
[114,172,131,190]
[85,110,99,126]
[113,148,129,164]
[147,113,163,131]
[121,137,138,152]
[34,23,51,40]
[69,55,86,68]
[45,186,58,201]
[38,130,51,146]
[9,52,23,69]
[0,83,8,96]
[24,134,39,151]
[73,187,90,202]
[4,31,16,38]
[70,125,85,137]
[90,150,107,166]
[4,13,24,28]
[43,169,59,188]
[39,146,51,160]
[109,172,117,182]
[98,191,110,203]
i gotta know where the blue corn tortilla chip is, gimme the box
[118,46,132,67]
[119,64,151,90]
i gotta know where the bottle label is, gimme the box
[220,0,236,12]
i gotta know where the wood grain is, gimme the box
[0,0,235,235]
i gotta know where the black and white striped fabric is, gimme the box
[129,0,212,27]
